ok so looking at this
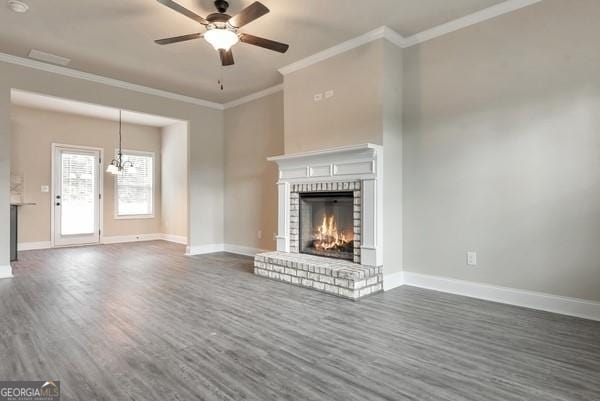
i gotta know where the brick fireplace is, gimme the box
[254,144,384,300]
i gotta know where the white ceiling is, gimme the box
[11,89,184,127]
[0,0,507,102]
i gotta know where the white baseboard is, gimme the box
[186,243,225,256]
[224,244,267,257]
[388,271,600,322]
[185,243,266,257]
[18,241,53,251]
[0,265,13,279]
[101,233,163,244]
[160,234,188,245]
[383,271,404,291]
[19,234,187,250]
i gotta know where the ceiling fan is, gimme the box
[155,0,289,66]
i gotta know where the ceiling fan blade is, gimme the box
[239,33,289,53]
[219,49,235,66]
[155,33,203,45]
[157,0,208,25]
[227,2,269,28]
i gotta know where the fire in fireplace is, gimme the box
[299,192,354,261]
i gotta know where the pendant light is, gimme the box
[106,110,133,175]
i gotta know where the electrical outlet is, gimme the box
[467,251,477,266]
[325,89,334,99]
[314,93,323,102]
[257,230,262,240]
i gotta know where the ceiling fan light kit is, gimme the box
[204,28,239,51]
[155,0,289,67]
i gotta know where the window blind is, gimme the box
[116,152,153,216]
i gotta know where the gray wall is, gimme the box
[283,40,384,154]
[224,91,284,251]
[382,41,404,276]
[402,0,600,301]
[161,122,189,239]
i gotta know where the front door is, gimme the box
[53,146,101,247]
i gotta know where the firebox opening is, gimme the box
[299,191,354,261]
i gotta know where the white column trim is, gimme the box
[276,182,290,252]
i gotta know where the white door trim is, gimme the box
[51,143,104,248]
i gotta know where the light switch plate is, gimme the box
[41,185,49,193]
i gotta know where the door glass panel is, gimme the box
[61,152,96,236]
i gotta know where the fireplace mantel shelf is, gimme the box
[267,143,381,163]
[267,143,383,183]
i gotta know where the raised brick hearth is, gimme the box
[254,252,383,300]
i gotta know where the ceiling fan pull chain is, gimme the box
[219,67,224,91]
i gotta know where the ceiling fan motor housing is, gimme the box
[206,12,231,24]
[214,0,229,13]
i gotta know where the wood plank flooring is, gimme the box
[1,241,599,401]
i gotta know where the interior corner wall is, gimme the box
[161,122,188,240]
[402,0,600,302]
[283,40,385,154]
[224,91,284,252]
[0,60,224,267]
[382,41,404,276]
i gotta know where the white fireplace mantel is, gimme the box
[267,143,384,267]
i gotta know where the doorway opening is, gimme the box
[53,145,102,247]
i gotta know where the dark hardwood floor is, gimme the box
[1,241,599,401]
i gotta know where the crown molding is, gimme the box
[223,84,283,109]
[0,52,224,110]
[0,0,544,109]
[278,26,391,76]
[402,0,544,47]
[381,26,405,48]
[278,0,544,75]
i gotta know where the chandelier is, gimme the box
[106,110,133,175]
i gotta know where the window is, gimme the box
[115,151,154,218]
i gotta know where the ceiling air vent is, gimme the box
[28,49,71,66]
[8,0,29,13]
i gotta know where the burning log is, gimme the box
[313,214,353,252]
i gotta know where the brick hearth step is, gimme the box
[254,252,383,300]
